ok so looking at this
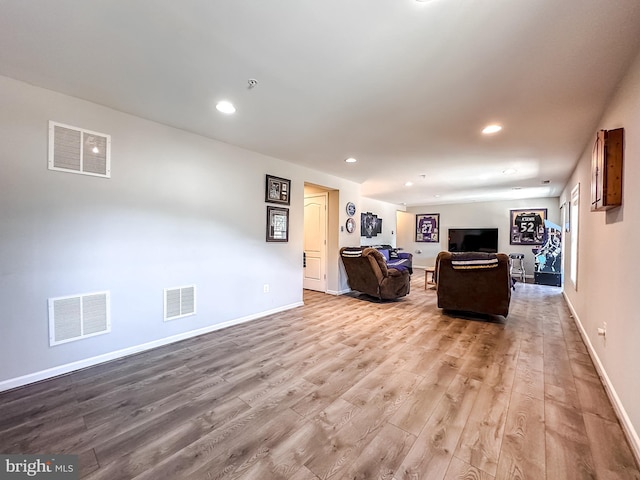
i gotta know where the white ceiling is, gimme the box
[2,1,640,206]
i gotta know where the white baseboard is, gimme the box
[0,301,303,393]
[326,288,352,296]
[414,264,436,271]
[563,291,640,466]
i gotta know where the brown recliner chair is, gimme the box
[435,251,511,316]
[340,247,411,300]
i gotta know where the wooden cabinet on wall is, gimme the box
[591,127,624,211]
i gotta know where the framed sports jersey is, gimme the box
[416,213,440,243]
[510,208,547,245]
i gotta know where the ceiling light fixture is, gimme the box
[482,124,502,134]
[216,100,236,114]
[345,157,357,163]
[405,181,413,187]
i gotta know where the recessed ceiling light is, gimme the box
[216,100,236,114]
[434,194,441,198]
[482,124,502,134]
[405,181,413,187]
[345,157,357,163]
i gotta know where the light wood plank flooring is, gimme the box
[1,275,639,479]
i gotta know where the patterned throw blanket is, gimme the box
[450,252,498,269]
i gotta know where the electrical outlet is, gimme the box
[263,284,270,293]
[598,322,607,336]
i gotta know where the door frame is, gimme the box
[303,191,328,292]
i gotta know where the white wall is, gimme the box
[360,197,404,247]
[404,198,561,274]
[561,48,640,458]
[0,75,365,387]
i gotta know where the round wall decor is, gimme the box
[345,217,356,233]
[346,202,356,217]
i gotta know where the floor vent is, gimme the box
[164,285,196,321]
[48,291,111,346]
[48,121,111,178]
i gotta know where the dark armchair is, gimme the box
[340,247,411,300]
[435,251,511,316]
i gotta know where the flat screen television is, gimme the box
[448,228,498,253]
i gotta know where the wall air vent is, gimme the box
[48,291,111,346]
[164,285,196,321]
[48,121,111,178]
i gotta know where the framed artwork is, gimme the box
[346,202,356,217]
[510,208,547,245]
[345,217,356,234]
[265,174,291,205]
[416,213,440,242]
[361,212,382,238]
[266,206,289,242]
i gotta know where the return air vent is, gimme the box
[48,121,111,178]
[48,291,111,346]
[164,285,196,321]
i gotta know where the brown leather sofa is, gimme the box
[340,247,411,300]
[435,251,511,316]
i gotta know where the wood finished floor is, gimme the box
[1,275,639,480]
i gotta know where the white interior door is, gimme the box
[304,193,327,292]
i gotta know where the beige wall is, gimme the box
[404,197,561,275]
[0,74,366,388]
[360,197,405,247]
[561,48,640,458]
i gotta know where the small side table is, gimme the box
[509,253,526,283]
[424,266,436,289]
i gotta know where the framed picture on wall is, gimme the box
[266,206,289,242]
[361,212,382,238]
[265,174,291,205]
[509,208,547,245]
[415,213,440,242]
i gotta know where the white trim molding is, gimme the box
[326,288,352,296]
[563,291,640,466]
[0,301,303,393]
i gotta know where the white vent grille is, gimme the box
[164,285,196,321]
[48,291,111,346]
[48,121,111,178]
